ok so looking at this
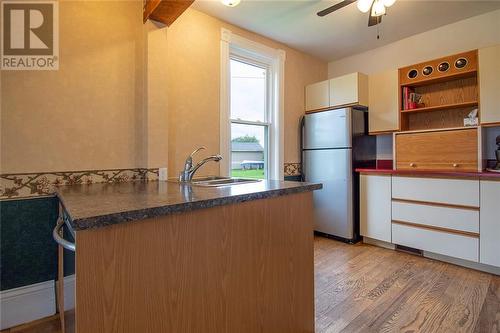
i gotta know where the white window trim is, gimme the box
[220,28,285,180]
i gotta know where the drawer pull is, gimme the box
[410,163,416,167]
[453,163,459,168]
[392,220,479,238]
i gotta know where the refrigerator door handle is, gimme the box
[300,115,305,182]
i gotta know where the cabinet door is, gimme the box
[368,70,399,134]
[480,180,500,267]
[360,174,392,242]
[395,128,478,172]
[305,80,329,112]
[479,45,500,125]
[329,73,368,108]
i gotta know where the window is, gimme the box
[229,58,269,179]
[220,29,285,180]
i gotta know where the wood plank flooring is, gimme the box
[315,236,500,333]
[3,237,499,333]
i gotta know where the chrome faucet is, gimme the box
[179,147,223,182]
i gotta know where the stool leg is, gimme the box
[57,243,66,333]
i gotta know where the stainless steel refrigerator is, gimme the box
[301,108,376,242]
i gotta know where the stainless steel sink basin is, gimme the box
[169,176,261,187]
[191,177,261,187]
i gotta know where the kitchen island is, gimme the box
[57,180,321,333]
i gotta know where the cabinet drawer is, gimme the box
[392,176,479,207]
[392,223,478,262]
[392,201,479,234]
[395,128,478,171]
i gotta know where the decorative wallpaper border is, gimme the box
[284,163,301,177]
[1,164,301,199]
[0,168,159,200]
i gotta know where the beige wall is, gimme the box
[1,0,169,174]
[166,9,327,177]
[1,3,326,176]
[328,9,500,77]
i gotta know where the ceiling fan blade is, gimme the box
[317,0,356,17]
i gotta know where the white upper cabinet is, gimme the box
[480,180,500,267]
[329,72,368,108]
[479,44,500,125]
[305,73,368,113]
[305,80,329,112]
[360,174,392,243]
[368,69,399,134]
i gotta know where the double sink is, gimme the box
[178,176,261,187]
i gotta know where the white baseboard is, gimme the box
[424,252,500,276]
[363,237,396,250]
[0,280,56,330]
[365,238,500,276]
[0,275,75,330]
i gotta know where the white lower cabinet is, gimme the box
[391,176,480,263]
[392,201,479,234]
[392,223,479,262]
[360,174,392,242]
[392,176,479,207]
[480,180,500,267]
[361,174,500,269]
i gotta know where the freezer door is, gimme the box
[303,149,353,239]
[303,108,352,149]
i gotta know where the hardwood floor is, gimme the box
[0,311,74,333]
[3,237,499,333]
[315,236,500,333]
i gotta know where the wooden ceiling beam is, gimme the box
[143,0,194,26]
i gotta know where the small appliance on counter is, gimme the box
[300,108,376,243]
[487,135,500,173]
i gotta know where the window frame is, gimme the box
[229,56,270,179]
[220,28,285,180]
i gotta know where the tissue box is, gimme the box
[464,117,479,126]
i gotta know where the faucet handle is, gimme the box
[190,146,206,158]
[183,146,206,172]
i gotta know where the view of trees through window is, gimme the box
[230,58,269,179]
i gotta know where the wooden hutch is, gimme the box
[394,50,481,172]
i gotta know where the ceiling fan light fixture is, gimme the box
[372,0,386,16]
[382,0,396,7]
[357,0,374,13]
[220,0,240,7]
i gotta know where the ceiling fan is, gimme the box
[317,0,396,27]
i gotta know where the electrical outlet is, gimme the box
[159,167,168,181]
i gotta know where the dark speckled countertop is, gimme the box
[57,180,322,231]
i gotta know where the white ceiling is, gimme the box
[192,0,500,61]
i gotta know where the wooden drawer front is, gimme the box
[395,128,478,171]
[392,223,479,262]
[392,176,479,207]
[392,201,479,234]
